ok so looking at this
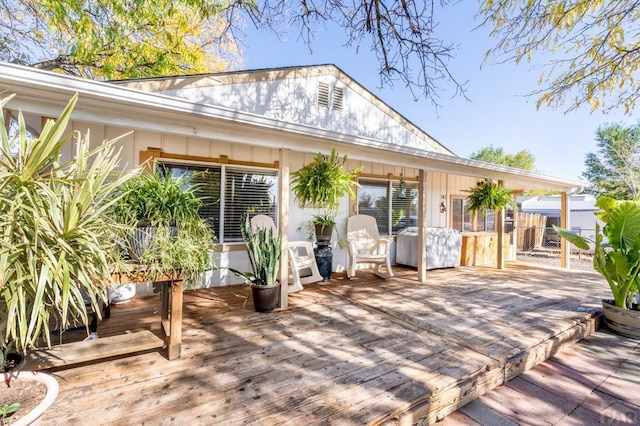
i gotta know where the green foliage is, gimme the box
[231,218,282,286]
[1,0,240,79]
[463,179,514,218]
[0,403,19,424]
[291,149,363,213]
[110,172,216,282]
[111,173,203,227]
[0,94,136,353]
[582,122,640,200]
[480,0,640,113]
[470,145,536,171]
[554,195,640,309]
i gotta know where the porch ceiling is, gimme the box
[0,63,582,193]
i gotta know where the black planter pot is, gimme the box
[314,242,333,281]
[251,283,281,313]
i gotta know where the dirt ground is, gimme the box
[516,253,595,272]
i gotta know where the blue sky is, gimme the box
[240,2,633,182]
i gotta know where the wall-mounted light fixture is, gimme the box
[439,194,447,213]
[398,168,407,199]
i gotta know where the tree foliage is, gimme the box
[1,0,466,105]
[479,0,640,113]
[470,145,536,171]
[1,0,240,79]
[582,122,640,200]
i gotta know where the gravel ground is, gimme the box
[516,253,596,272]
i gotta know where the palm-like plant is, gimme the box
[0,94,136,354]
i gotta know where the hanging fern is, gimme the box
[463,179,513,217]
[291,149,362,211]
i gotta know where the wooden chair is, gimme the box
[346,214,394,279]
[250,215,322,292]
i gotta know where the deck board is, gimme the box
[38,262,611,425]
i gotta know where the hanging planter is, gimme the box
[463,179,514,218]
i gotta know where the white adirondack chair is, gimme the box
[346,214,394,279]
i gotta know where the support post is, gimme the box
[417,169,428,282]
[560,192,570,268]
[496,180,505,270]
[278,149,290,308]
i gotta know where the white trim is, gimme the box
[0,62,584,193]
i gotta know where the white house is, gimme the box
[0,63,584,306]
[519,194,602,240]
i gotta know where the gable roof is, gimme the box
[0,62,584,193]
[113,64,455,156]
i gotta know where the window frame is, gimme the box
[356,178,418,236]
[156,159,279,243]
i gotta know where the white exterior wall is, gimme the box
[161,75,446,154]
[32,114,491,293]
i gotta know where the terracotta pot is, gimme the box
[602,299,640,340]
[251,283,281,313]
[1,370,59,426]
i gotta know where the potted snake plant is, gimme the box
[555,195,640,339]
[0,94,135,423]
[230,218,282,312]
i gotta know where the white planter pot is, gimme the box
[1,370,59,426]
[107,283,136,304]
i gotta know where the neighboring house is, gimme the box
[0,63,584,303]
[519,194,602,241]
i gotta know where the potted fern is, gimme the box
[555,196,640,339]
[291,149,362,242]
[231,218,282,312]
[0,94,135,423]
[109,171,215,292]
[463,178,514,219]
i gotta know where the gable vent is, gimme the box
[332,87,343,111]
[318,82,330,108]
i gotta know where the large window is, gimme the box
[357,180,418,235]
[158,162,278,242]
[451,197,495,232]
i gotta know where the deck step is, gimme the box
[25,330,165,370]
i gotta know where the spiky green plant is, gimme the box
[0,94,137,353]
[230,218,281,286]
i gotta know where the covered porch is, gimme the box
[38,262,608,425]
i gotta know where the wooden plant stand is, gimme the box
[26,268,186,370]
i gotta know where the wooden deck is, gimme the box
[36,262,610,425]
[444,329,640,425]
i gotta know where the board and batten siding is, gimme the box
[160,75,446,155]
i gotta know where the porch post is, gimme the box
[278,149,290,308]
[417,169,428,282]
[496,180,505,270]
[560,192,570,268]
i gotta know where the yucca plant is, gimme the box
[0,94,137,354]
[231,218,281,286]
